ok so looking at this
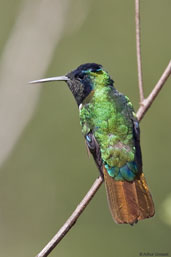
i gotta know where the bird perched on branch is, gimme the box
[30,63,155,225]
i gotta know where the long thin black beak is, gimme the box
[29,75,69,84]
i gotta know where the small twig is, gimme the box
[136,60,171,121]
[35,62,170,257]
[135,0,144,103]
[36,177,103,257]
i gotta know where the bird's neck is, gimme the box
[82,80,115,105]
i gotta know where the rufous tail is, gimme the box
[103,167,155,224]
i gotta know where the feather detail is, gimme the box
[85,140,91,158]
[134,172,155,219]
[103,166,154,224]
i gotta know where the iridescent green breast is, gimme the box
[80,84,138,181]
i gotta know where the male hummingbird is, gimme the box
[30,63,155,224]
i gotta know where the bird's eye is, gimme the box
[77,73,84,80]
[79,73,85,79]
[75,72,84,80]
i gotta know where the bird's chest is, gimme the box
[79,90,135,167]
[79,89,117,135]
[80,90,128,136]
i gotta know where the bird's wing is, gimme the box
[132,118,142,172]
[85,131,104,177]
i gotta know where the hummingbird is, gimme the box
[30,63,155,224]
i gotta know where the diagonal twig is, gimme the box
[36,177,103,257]
[135,0,144,103]
[136,61,171,121]
[35,62,171,257]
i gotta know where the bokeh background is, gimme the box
[0,0,170,256]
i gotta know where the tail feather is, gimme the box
[134,173,155,219]
[103,167,155,224]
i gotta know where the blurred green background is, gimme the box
[0,0,170,256]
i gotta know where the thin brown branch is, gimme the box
[136,60,171,121]
[135,0,144,103]
[35,62,170,257]
[35,176,103,257]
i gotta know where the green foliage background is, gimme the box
[0,0,170,256]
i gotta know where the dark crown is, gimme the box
[67,63,102,79]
